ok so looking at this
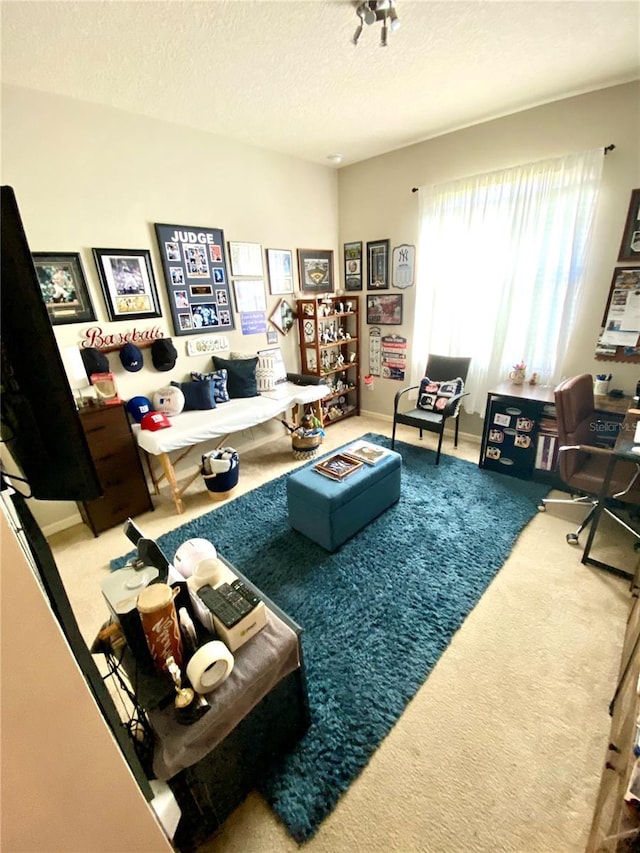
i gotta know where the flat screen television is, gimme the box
[0,185,102,501]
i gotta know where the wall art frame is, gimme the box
[228,241,263,277]
[232,278,267,314]
[92,248,161,323]
[392,244,415,288]
[367,239,390,290]
[266,248,294,294]
[154,222,235,335]
[618,188,640,263]
[297,248,334,293]
[269,298,295,334]
[32,252,96,326]
[366,293,403,325]
[344,241,363,291]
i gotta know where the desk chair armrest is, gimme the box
[558,443,612,458]
[393,385,420,414]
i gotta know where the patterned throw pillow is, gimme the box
[190,370,230,403]
[417,377,464,413]
[255,353,276,392]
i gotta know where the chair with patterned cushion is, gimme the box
[391,355,471,464]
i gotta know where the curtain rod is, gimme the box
[410,144,616,192]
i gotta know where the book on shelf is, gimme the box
[534,431,558,471]
[342,441,391,466]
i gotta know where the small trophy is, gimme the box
[166,656,208,725]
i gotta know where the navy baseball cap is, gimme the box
[80,346,109,378]
[120,342,144,372]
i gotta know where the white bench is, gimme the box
[132,382,330,514]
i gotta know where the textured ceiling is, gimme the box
[1,0,639,167]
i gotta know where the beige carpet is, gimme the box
[49,415,635,853]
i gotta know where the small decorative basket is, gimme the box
[201,448,239,501]
[291,432,323,460]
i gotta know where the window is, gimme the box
[413,148,604,413]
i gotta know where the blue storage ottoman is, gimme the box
[286,449,402,551]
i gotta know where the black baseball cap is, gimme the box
[151,338,178,372]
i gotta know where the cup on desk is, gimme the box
[594,379,610,396]
[509,367,526,385]
[137,583,183,673]
[193,557,223,588]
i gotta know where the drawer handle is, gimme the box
[87,425,108,435]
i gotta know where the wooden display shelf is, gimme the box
[296,295,360,426]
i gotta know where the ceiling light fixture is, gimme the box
[327,154,343,165]
[352,0,399,47]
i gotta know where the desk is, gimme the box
[479,383,629,487]
[582,406,640,579]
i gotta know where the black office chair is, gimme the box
[539,374,640,544]
[391,355,471,464]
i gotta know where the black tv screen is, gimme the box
[1,186,102,501]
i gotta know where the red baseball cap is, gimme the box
[140,411,172,431]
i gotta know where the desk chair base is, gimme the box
[538,493,598,545]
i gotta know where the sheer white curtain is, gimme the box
[412,148,604,414]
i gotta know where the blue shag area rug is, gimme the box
[112,433,548,843]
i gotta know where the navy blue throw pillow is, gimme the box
[170,380,217,411]
[212,356,259,398]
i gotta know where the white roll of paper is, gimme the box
[186,640,234,694]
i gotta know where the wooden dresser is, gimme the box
[78,403,152,536]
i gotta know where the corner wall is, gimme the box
[338,82,640,428]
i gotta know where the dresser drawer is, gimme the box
[81,482,151,535]
[81,405,131,451]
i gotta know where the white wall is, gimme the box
[338,82,640,424]
[1,84,339,533]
